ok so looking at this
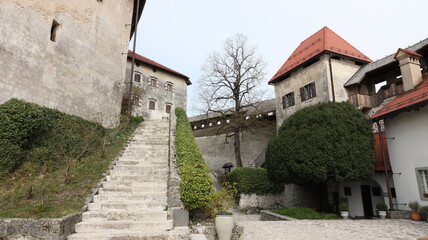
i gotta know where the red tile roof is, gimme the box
[372,76,428,119]
[393,48,423,59]
[128,50,191,85]
[270,26,372,83]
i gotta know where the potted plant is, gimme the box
[210,183,237,240]
[408,201,421,221]
[419,205,428,222]
[376,202,388,219]
[338,203,349,219]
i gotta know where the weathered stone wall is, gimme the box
[194,126,276,176]
[126,61,188,120]
[274,54,362,129]
[0,0,134,128]
[0,213,81,240]
[238,184,321,211]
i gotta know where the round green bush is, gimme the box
[226,167,283,195]
[266,102,375,184]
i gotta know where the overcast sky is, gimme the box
[131,0,428,116]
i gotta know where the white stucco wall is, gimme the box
[384,106,428,209]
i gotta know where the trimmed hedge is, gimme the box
[0,99,105,177]
[175,108,212,212]
[226,167,283,195]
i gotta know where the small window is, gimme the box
[300,82,316,102]
[50,20,60,42]
[165,104,172,114]
[148,77,158,88]
[134,72,142,83]
[416,168,428,199]
[344,187,352,196]
[149,99,156,110]
[132,96,139,106]
[372,187,381,196]
[165,82,174,92]
[282,92,295,109]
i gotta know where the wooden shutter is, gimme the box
[311,82,316,97]
[300,87,305,102]
[282,95,286,109]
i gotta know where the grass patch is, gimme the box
[272,208,339,220]
[0,100,143,218]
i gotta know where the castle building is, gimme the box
[125,51,190,120]
[0,0,145,127]
[269,26,372,129]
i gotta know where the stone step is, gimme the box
[115,160,168,167]
[82,210,168,221]
[111,166,169,172]
[93,194,167,203]
[109,169,169,177]
[67,231,171,240]
[101,181,167,189]
[74,219,173,233]
[98,187,167,195]
[106,175,168,182]
[88,202,167,211]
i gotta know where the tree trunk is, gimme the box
[234,131,243,167]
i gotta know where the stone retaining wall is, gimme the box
[260,210,295,221]
[0,213,81,240]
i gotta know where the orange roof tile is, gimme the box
[393,48,423,59]
[372,76,428,119]
[270,26,372,83]
[128,50,191,85]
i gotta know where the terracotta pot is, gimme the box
[410,211,421,221]
[215,212,233,240]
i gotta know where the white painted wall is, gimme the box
[385,106,428,209]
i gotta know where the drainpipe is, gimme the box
[376,120,394,210]
[127,0,141,116]
[328,54,336,102]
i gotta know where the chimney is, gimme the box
[394,48,423,92]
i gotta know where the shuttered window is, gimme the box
[282,92,295,109]
[149,99,156,110]
[300,82,316,102]
[134,72,142,83]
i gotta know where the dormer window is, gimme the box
[165,82,174,92]
[148,77,158,88]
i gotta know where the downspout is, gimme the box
[328,54,336,102]
[376,120,394,210]
[127,0,141,116]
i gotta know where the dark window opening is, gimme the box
[134,72,141,83]
[331,55,341,60]
[132,96,139,106]
[344,187,352,196]
[149,99,156,110]
[166,104,172,114]
[50,20,60,42]
[372,187,381,196]
[149,77,157,87]
[166,82,173,92]
[390,188,396,198]
[300,82,316,102]
[282,92,295,109]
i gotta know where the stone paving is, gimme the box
[234,213,428,240]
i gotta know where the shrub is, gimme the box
[207,182,237,218]
[273,208,339,220]
[266,102,375,184]
[226,167,283,196]
[376,202,388,211]
[0,99,106,177]
[408,201,421,212]
[175,108,212,212]
[338,203,349,212]
[419,205,428,214]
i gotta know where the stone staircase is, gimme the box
[68,119,188,240]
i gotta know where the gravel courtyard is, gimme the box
[234,215,428,240]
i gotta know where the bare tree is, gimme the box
[198,34,266,167]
